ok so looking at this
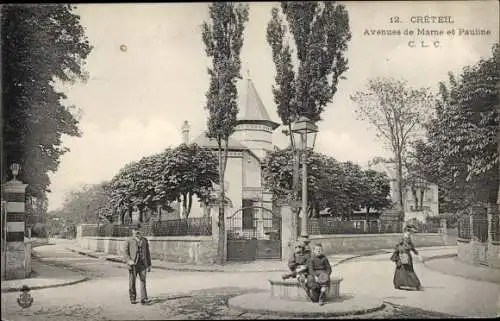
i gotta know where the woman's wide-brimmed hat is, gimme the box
[404,224,417,232]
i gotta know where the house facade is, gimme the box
[368,160,439,223]
[177,76,280,239]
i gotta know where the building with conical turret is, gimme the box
[182,75,281,245]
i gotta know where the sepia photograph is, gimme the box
[1,1,499,320]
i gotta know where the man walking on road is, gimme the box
[124,223,152,305]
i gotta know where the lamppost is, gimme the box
[291,116,318,240]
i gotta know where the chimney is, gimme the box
[181,120,190,144]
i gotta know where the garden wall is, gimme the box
[457,239,500,269]
[309,233,453,255]
[77,236,218,265]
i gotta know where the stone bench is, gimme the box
[269,276,343,301]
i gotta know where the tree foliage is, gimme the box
[350,78,434,221]
[262,148,391,218]
[415,44,499,212]
[105,144,219,223]
[202,2,249,264]
[1,4,92,198]
[167,144,219,218]
[266,1,351,126]
[51,182,112,225]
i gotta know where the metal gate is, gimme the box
[226,206,281,262]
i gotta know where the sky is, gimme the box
[48,1,499,210]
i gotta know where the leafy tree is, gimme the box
[107,150,176,224]
[202,2,249,264]
[167,144,219,218]
[360,169,392,215]
[2,4,92,198]
[262,148,391,219]
[266,1,351,232]
[52,182,111,225]
[416,44,499,214]
[350,78,434,224]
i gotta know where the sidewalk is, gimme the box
[65,245,368,272]
[1,259,88,293]
[424,255,500,284]
[64,244,457,273]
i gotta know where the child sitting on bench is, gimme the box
[307,243,332,305]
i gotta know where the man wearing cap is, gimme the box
[124,223,152,304]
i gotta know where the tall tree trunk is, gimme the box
[217,139,229,265]
[138,208,143,223]
[182,193,188,218]
[187,193,193,219]
[419,187,425,211]
[291,131,300,238]
[412,186,418,210]
[396,153,405,226]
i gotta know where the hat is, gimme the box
[404,225,417,232]
[299,235,311,244]
[294,240,305,248]
[131,223,141,230]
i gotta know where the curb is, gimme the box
[422,254,500,284]
[66,247,387,273]
[1,276,89,293]
[228,292,386,317]
[422,253,458,262]
[2,254,89,293]
[65,247,101,259]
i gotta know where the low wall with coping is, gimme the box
[77,236,218,265]
[308,233,452,255]
[457,238,500,269]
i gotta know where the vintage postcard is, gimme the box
[1,1,499,320]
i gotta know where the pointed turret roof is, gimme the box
[237,77,280,130]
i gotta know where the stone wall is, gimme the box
[4,241,29,279]
[78,236,217,265]
[308,233,451,255]
[457,239,500,269]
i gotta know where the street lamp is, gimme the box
[291,116,318,239]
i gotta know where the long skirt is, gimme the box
[393,264,422,289]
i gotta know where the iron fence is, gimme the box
[299,217,403,235]
[490,214,499,243]
[413,221,441,233]
[472,215,488,243]
[152,217,211,236]
[457,216,471,240]
[89,217,212,237]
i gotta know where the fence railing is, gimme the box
[458,216,471,240]
[491,214,500,243]
[89,217,212,237]
[413,221,441,233]
[472,215,488,242]
[299,217,404,235]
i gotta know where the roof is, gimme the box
[237,77,280,130]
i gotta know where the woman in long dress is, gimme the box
[390,228,423,290]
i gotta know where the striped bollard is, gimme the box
[2,163,30,280]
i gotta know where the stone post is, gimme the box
[210,203,229,264]
[440,218,448,244]
[3,167,30,280]
[469,210,478,265]
[280,202,298,262]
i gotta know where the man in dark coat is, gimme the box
[124,223,152,304]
